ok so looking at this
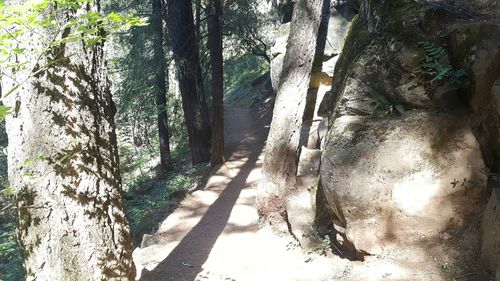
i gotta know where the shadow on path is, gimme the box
[139,106,267,281]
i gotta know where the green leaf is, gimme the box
[3,186,15,196]
[0,105,11,121]
[395,104,406,114]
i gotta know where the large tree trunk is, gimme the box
[2,2,135,280]
[207,0,225,166]
[152,0,174,174]
[166,0,212,164]
[257,0,324,225]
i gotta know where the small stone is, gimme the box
[441,232,452,240]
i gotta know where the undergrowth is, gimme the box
[417,41,470,93]
[0,122,24,281]
[224,53,269,95]
[119,140,208,246]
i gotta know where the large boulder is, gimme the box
[320,111,487,254]
[449,23,500,170]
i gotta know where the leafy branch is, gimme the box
[0,0,146,120]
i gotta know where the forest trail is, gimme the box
[133,105,336,281]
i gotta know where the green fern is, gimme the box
[418,41,452,84]
[370,94,405,115]
[417,41,469,93]
[445,68,470,93]
[371,95,392,112]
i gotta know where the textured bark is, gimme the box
[152,0,174,174]
[207,0,225,166]
[2,1,135,280]
[166,0,212,164]
[257,0,324,222]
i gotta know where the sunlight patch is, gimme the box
[392,170,439,215]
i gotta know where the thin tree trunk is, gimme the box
[257,0,324,224]
[166,0,212,164]
[152,0,174,174]
[207,0,224,166]
[195,0,202,42]
[2,1,135,280]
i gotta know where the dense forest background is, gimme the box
[0,0,278,279]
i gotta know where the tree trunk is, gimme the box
[257,0,324,225]
[195,0,202,43]
[166,0,212,164]
[2,2,135,280]
[207,0,225,166]
[152,0,174,174]
[280,0,295,23]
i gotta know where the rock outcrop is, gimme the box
[321,111,487,255]
[316,0,500,277]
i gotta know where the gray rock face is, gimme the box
[324,3,354,58]
[314,0,499,274]
[320,111,487,254]
[297,146,322,176]
[395,82,432,109]
[481,189,500,274]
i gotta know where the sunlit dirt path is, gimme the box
[133,105,337,281]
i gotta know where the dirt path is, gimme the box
[133,105,338,281]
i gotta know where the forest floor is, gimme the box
[133,104,491,281]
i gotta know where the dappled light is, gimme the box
[137,106,265,280]
[1,0,499,280]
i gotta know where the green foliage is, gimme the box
[0,0,145,121]
[418,41,452,83]
[124,163,207,246]
[315,235,332,256]
[370,94,405,115]
[417,41,470,93]
[0,223,23,281]
[224,53,269,95]
[105,0,187,160]
[0,121,23,281]
[223,0,278,61]
[444,68,470,93]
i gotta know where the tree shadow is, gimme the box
[139,107,266,281]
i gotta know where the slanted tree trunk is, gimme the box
[166,0,212,164]
[207,0,224,166]
[2,2,135,281]
[257,0,324,225]
[152,0,174,174]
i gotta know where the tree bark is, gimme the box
[195,0,202,42]
[257,0,324,224]
[2,1,135,280]
[166,0,212,164]
[280,0,295,23]
[152,0,174,174]
[207,0,225,166]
